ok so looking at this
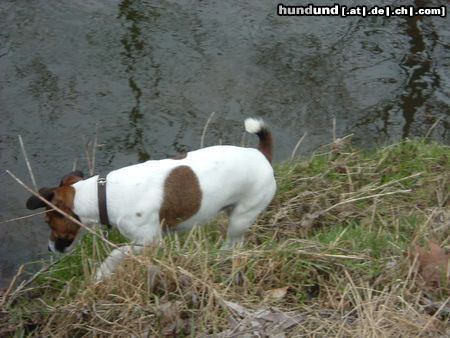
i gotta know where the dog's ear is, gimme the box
[59,170,84,187]
[71,170,84,179]
[26,187,55,210]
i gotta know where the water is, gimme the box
[0,0,448,287]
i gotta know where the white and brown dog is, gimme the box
[26,118,276,280]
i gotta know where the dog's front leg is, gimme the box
[95,245,143,282]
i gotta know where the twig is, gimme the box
[332,115,336,142]
[85,140,94,176]
[324,189,411,213]
[0,265,24,308]
[296,251,365,260]
[72,158,78,171]
[0,209,53,225]
[290,131,308,160]
[417,297,449,337]
[240,131,247,147]
[18,135,38,191]
[369,172,422,192]
[2,258,63,307]
[91,124,99,176]
[83,136,93,175]
[424,116,443,139]
[200,111,216,148]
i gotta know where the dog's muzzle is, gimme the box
[48,238,74,253]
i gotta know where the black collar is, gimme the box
[97,173,111,228]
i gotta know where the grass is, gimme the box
[1,139,449,337]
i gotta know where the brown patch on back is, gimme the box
[159,166,202,228]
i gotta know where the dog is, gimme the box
[26,118,276,280]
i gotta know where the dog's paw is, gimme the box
[92,246,129,282]
[92,245,144,283]
[93,263,114,282]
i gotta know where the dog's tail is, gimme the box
[245,117,273,163]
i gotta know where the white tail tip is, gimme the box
[244,117,265,134]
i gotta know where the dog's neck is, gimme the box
[72,176,110,227]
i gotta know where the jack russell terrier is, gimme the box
[26,118,276,280]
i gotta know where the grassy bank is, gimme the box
[1,139,449,337]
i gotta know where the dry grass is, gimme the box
[1,139,449,337]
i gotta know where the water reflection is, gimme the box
[118,0,150,162]
[347,10,447,144]
[399,13,439,138]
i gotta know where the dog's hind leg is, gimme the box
[223,202,268,249]
[224,210,257,249]
[221,204,267,285]
[223,186,275,249]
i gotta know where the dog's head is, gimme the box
[26,170,84,253]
